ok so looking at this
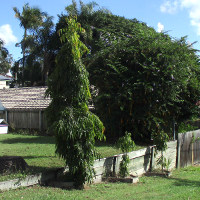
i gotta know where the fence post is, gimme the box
[176,136,181,169]
[113,157,116,176]
[39,110,42,131]
[150,146,155,171]
[5,110,8,123]
[191,132,194,165]
[29,111,32,129]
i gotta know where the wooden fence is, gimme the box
[0,110,47,130]
[177,130,200,168]
[93,141,177,183]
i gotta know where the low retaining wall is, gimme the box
[93,141,177,183]
[0,141,177,190]
[0,171,56,191]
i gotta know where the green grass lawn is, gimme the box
[0,133,144,181]
[0,133,65,169]
[1,166,200,199]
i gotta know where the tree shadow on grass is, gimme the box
[0,136,55,145]
[95,141,115,147]
[155,175,200,188]
[0,155,62,170]
[22,155,63,168]
[28,165,61,174]
[0,165,62,182]
[171,177,200,188]
[22,155,56,159]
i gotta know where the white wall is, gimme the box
[0,81,9,89]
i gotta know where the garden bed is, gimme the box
[145,170,172,177]
[102,176,139,184]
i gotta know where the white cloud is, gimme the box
[180,0,200,8]
[0,24,18,46]
[157,22,164,32]
[180,0,200,35]
[160,0,179,14]
[160,0,200,36]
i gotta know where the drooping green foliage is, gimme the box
[46,16,104,187]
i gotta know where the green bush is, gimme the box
[116,132,135,177]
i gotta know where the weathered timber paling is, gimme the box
[150,146,155,171]
[178,130,200,168]
[0,110,47,130]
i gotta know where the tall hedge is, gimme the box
[55,1,200,147]
[89,26,200,143]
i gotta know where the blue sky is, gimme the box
[1,0,200,61]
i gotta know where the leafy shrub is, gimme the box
[116,132,135,177]
[178,122,197,133]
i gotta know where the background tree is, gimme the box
[88,23,200,145]
[13,3,47,86]
[0,39,12,74]
[59,1,200,147]
[26,14,56,85]
[10,61,22,86]
[12,1,199,151]
[46,17,104,187]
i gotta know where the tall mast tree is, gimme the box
[46,17,104,187]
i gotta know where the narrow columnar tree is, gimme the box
[46,17,104,187]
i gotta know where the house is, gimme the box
[0,86,94,131]
[0,87,51,130]
[0,74,13,89]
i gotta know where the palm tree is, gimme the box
[30,15,54,85]
[0,39,12,74]
[13,3,45,86]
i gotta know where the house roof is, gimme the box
[0,86,94,111]
[0,74,13,81]
[0,87,51,110]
